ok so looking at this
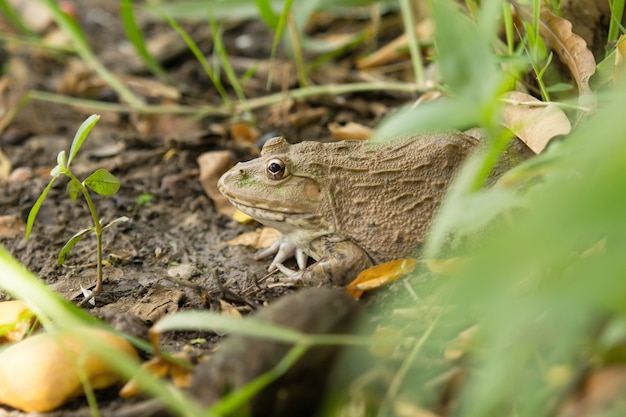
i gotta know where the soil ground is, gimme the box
[0,1,415,415]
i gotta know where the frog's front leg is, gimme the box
[276,240,374,287]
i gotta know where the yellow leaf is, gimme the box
[0,327,138,412]
[232,209,254,224]
[345,259,416,298]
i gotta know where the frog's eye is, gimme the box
[266,158,286,180]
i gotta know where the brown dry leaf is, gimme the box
[197,151,236,218]
[0,215,24,238]
[614,34,626,84]
[328,121,373,141]
[345,259,416,299]
[0,301,38,344]
[513,3,596,101]
[225,227,281,250]
[502,91,571,154]
[129,285,184,322]
[424,257,468,275]
[0,327,138,412]
[120,352,193,398]
[219,299,243,319]
[230,123,260,145]
[287,107,328,127]
[558,366,626,417]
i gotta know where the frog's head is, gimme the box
[218,137,331,233]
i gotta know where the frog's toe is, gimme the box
[256,237,309,272]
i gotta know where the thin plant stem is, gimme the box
[65,170,104,293]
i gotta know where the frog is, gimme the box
[217,133,479,286]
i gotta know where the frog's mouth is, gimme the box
[229,200,315,221]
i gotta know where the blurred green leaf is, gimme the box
[120,0,169,81]
[102,216,130,231]
[83,169,121,196]
[254,0,279,28]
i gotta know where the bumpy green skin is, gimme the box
[218,133,478,286]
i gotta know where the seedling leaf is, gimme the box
[67,178,81,202]
[56,150,66,168]
[57,228,92,266]
[102,216,130,231]
[68,114,100,168]
[83,169,120,196]
[25,177,58,241]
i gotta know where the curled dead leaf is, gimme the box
[502,91,571,154]
[537,6,596,98]
[345,259,416,299]
[0,327,138,412]
[197,151,236,218]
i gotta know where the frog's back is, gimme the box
[326,133,478,262]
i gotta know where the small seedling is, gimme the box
[25,114,128,302]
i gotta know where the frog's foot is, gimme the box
[254,236,308,272]
[273,241,375,287]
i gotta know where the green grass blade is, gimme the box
[207,11,248,106]
[608,0,625,50]
[39,0,143,107]
[25,176,58,241]
[119,0,170,81]
[398,0,424,85]
[68,114,100,168]
[148,5,232,107]
[254,0,279,29]
[57,228,92,266]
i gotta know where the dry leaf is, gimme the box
[0,148,11,185]
[120,352,193,398]
[0,215,25,239]
[537,6,596,98]
[345,259,416,299]
[614,34,626,84]
[225,227,281,249]
[357,20,433,69]
[328,121,373,141]
[219,299,243,319]
[0,327,138,412]
[502,91,571,154]
[0,301,38,344]
[558,366,626,417]
[424,257,468,275]
[232,209,255,224]
[230,123,260,144]
[197,151,236,218]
